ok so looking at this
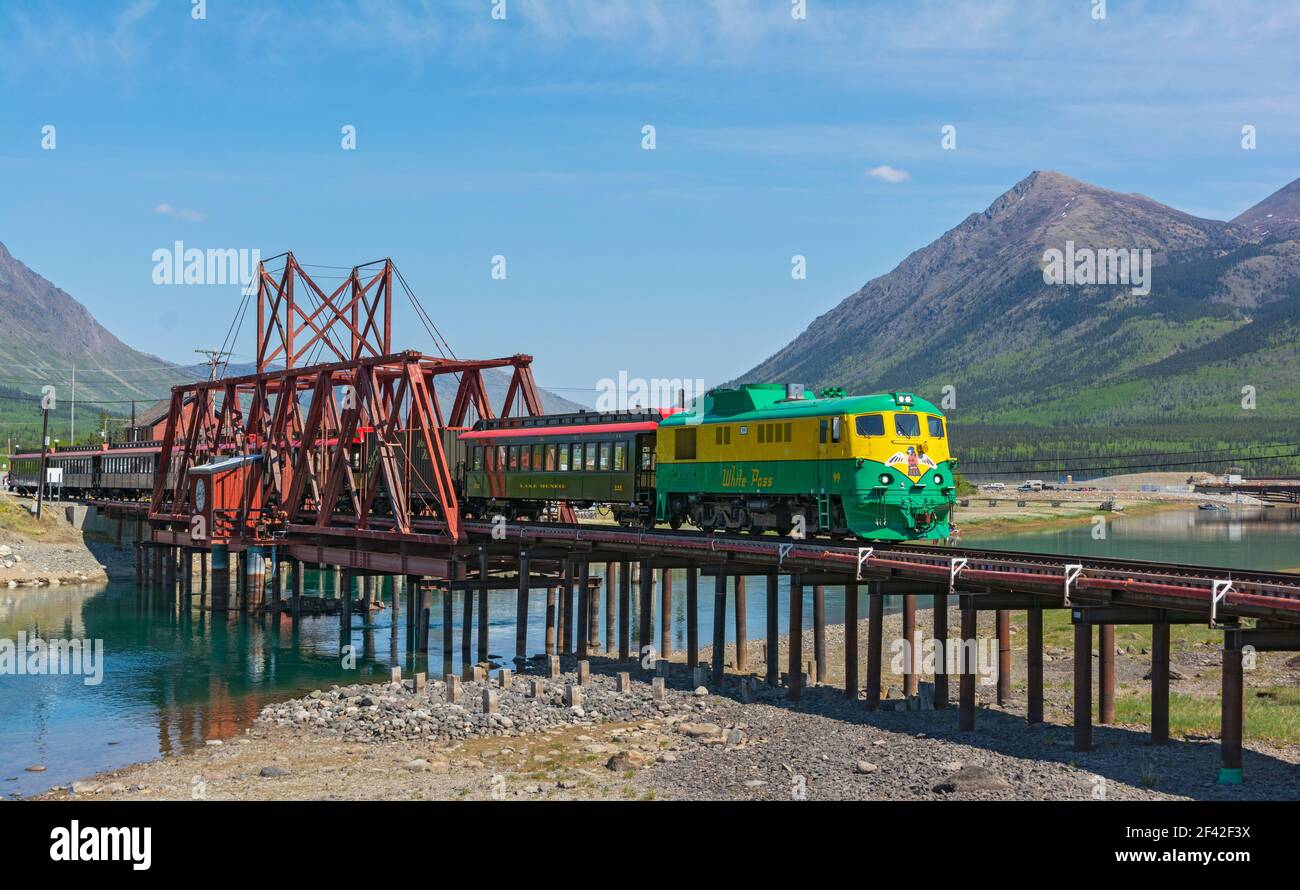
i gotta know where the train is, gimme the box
[6,383,956,541]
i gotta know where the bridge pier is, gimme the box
[734,576,748,672]
[759,571,769,686]
[1098,624,1116,724]
[462,562,474,667]
[545,584,557,658]
[561,559,575,657]
[711,569,726,685]
[902,593,917,697]
[813,584,826,683]
[1073,620,1093,752]
[959,605,976,730]
[1150,621,1170,744]
[866,585,883,710]
[660,567,673,661]
[604,562,616,656]
[637,559,653,669]
[1219,630,1244,784]
[618,561,631,662]
[443,560,458,675]
[844,582,858,699]
[210,544,231,612]
[477,549,490,663]
[996,609,1011,705]
[932,592,948,708]
[577,559,590,660]
[516,551,530,663]
[787,573,803,701]
[1027,606,1044,724]
[686,563,699,670]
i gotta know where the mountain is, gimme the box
[736,171,1300,471]
[0,241,579,446]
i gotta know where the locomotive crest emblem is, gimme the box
[886,446,936,478]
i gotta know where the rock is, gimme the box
[933,766,1011,794]
[25,765,46,772]
[70,781,101,795]
[678,722,723,739]
[693,686,708,696]
[259,766,290,778]
[404,759,432,772]
[204,739,224,747]
[557,779,578,789]
[855,761,879,774]
[1141,667,1187,681]
[607,751,653,771]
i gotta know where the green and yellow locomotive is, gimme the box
[654,384,955,540]
[452,383,955,541]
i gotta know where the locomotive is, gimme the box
[6,383,955,541]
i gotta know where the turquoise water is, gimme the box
[2,505,1297,797]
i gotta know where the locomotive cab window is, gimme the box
[856,414,885,437]
[675,428,697,461]
[894,413,921,437]
[927,416,946,438]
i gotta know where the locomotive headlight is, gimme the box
[878,472,892,486]
[933,474,945,485]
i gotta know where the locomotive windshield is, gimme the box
[855,414,885,436]
[927,416,945,438]
[893,413,921,437]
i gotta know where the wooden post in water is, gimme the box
[442,561,457,673]
[1098,623,1116,724]
[1027,606,1044,724]
[866,586,883,710]
[734,576,747,672]
[545,585,557,657]
[787,573,803,701]
[959,605,977,731]
[813,584,826,683]
[461,559,474,668]
[1150,621,1170,744]
[561,559,575,656]
[765,573,779,687]
[844,583,858,699]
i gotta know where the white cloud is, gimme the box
[154,203,206,222]
[868,165,910,184]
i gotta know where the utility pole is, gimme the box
[70,361,76,443]
[36,403,50,520]
[195,348,234,381]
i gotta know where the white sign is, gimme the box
[46,467,63,484]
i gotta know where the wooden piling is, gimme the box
[461,559,474,667]
[577,559,590,660]
[959,606,976,730]
[561,559,575,656]
[686,563,699,670]
[660,567,673,659]
[443,559,458,676]
[477,549,490,663]
[618,561,631,662]
[515,551,530,662]
[711,570,727,685]
[604,561,615,655]
[844,583,858,699]
[813,584,826,683]
[1098,623,1116,724]
[638,560,653,669]
[734,576,748,672]
[1027,606,1044,724]
[932,592,948,709]
[866,587,883,710]
[788,574,803,701]
[1073,621,1092,752]
[765,573,779,687]
[1219,630,1244,784]
[902,593,917,697]
[996,609,1011,705]
[545,585,557,657]
[1150,621,1170,744]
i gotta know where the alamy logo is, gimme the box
[49,821,151,870]
[1042,240,1152,296]
[152,241,261,287]
[0,633,104,685]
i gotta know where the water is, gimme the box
[2,505,1297,797]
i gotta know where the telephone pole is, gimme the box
[194,348,234,381]
[36,405,49,520]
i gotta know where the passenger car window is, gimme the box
[855,414,884,436]
[614,442,626,471]
[545,444,557,471]
[571,443,583,471]
[585,444,597,471]
[558,444,570,472]
[894,413,921,437]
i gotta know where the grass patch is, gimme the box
[1039,608,1222,652]
[1115,688,1300,745]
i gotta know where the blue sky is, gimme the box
[1,0,1297,406]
